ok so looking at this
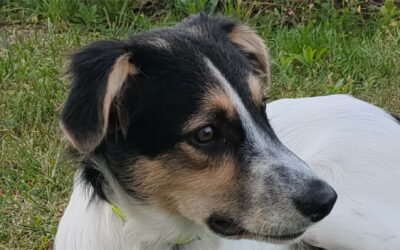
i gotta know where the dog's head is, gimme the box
[61,14,336,244]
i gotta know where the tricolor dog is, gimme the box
[55,14,400,250]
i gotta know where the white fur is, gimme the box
[56,95,400,249]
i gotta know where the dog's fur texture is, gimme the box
[55,14,400,250]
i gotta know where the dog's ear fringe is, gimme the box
[60,40,136,154]
[227,24,271,87]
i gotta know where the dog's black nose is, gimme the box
[293,179,337,222]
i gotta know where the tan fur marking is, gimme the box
[103,54,136,134]
[133,154,240,223]
[204,86,236,117]
[183,86,236,133]
[248,74,263,105]
[59,121,81,151]
[60,118,104,153]
[228,25,270,85]
[177,143,209,165]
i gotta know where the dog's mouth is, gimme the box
[207,215,305,242]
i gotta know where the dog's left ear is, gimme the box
[60,40,136,154]
[227,24,270,84]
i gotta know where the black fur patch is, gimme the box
[81,158,108,202]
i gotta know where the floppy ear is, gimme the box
[227,24,270,84]
[60,40,136,153]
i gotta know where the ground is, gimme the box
[0,1,399,249]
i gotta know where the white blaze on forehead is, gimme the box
[204,58,272,152]
[204,58,311,175]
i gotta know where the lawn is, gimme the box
[0,0,399,249]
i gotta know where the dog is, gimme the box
[55,14,400,250]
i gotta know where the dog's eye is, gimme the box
[193,125,216,144]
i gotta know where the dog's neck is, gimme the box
[97,165,219,249]
[116,203,210,249]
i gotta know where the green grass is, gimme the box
[1,0,400,249]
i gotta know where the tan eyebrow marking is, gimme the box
[183,85,237,133]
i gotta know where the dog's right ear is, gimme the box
[60,40,136,154]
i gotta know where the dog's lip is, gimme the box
[207,216,305,242]
[258,231,305,240]
[225,229,305,242]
